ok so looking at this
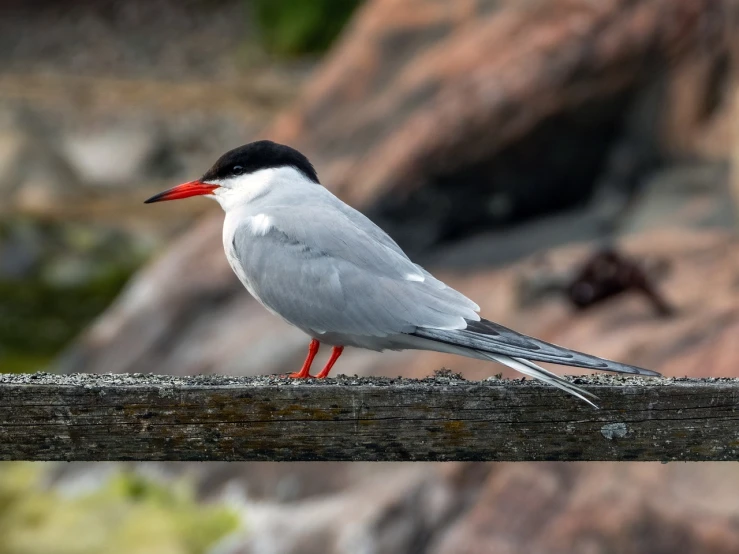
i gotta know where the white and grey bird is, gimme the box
[145,140,659,406]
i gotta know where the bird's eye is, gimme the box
[233,165,244,175]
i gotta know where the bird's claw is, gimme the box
[288,371,316,379]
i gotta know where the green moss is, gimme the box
[0,217,148,372]
[254,0,362,56]
[0,266,137,373]
[0,464,241,554]
[0,265,134,357]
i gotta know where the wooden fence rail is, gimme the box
[0,373,736,461]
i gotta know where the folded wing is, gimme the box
[232,203,479,337]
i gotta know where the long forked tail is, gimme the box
[412,317,661,407]
[484,353,599,408]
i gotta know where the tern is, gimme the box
[145,140,659,406]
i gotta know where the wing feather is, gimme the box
[232,203,479,337]
[414,318,660,376]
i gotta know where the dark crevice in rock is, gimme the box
[367,84,662,262]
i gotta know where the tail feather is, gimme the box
[396,334,603,407]
[484,353,598,409]
[509,355,599,408]
[414,318,660,377]
[406,317,660,407]
[470,348,600,407]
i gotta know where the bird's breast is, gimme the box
[222,212,259,297]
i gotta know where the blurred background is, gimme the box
[1,0,739,552]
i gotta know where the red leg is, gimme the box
[289,339,320,378]
[315,346,344,379]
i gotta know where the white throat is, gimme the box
[208,166,315,212]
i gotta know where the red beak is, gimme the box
[144,180,219,204]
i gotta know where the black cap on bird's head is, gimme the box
[144,140,319,204]
[202,141,319,184]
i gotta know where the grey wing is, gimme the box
[331,199,452,292]
[232,205,479,338]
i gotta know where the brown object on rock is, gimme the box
[566,248,674,316]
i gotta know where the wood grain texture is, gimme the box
[0,373,736,461]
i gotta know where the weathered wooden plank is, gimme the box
[0,373,736,461]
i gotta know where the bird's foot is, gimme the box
[288,369,316,379]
